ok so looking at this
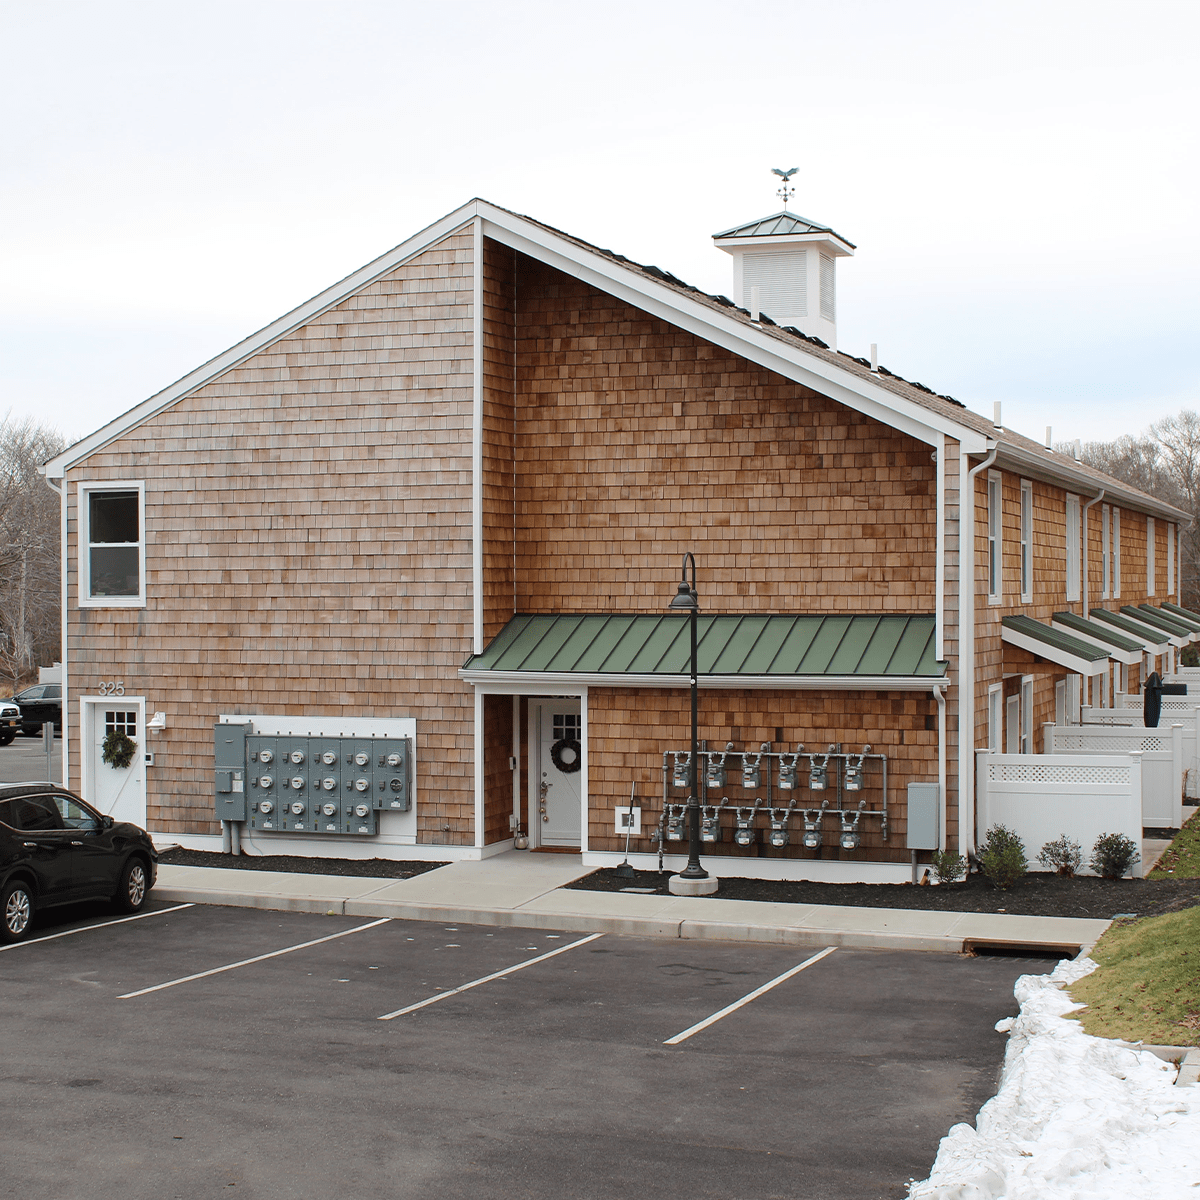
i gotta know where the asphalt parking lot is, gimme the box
[0,901,1051,1200]
[0,732,61,785]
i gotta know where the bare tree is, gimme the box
[0,415,66,692]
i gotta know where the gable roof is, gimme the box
[38,198,1193,524]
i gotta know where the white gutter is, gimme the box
[472,215,484,654]
[460,669,948,692]
[959,442,997,858]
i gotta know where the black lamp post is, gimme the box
[667,553,708,881]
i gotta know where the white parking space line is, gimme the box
[0,903,196,953]
[663,946,837,1045]
[378,932,604,1021]
[119,918,392,998]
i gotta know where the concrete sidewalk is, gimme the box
[153,851,1111,955]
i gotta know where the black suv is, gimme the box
[0,783,157,943]
[12,684,61,736]
[0,699,19,745]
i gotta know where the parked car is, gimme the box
[0,783,157,943]
[0,700,19,745]
[12,684,61,736]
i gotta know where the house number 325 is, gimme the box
[97,681,125,696]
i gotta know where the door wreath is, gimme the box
[550,736,581,774]
[102,731,137,770]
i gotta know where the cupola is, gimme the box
[713,209,855,349]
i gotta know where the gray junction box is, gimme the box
[213,723,248,822]
[906,783,940,851]
[214,725,411,836]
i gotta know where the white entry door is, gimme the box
[84,700,147,828]
[531,700,582,848]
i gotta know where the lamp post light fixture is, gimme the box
[667,553,718,896]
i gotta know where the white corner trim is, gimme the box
[935,434,945,659]
[472,215,484,655]
[474,689,484,849]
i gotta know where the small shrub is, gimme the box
[979,824,1028,890]
[1037,834,1083,877]
[1091,832,1141,879]
[931,848,967,884]
[1181,645,1199,668]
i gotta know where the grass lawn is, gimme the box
[1068,905,1200,1047]
[1149,809,1200,879]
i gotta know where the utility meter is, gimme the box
[741,751,763,790]
[389,777,403,792]
[354,803,370,818]
[321,777,337,791]
[386,752,402,768]
[289,800,305,816]
[321,750,337,765]
[665,805,686,840]
[289,749,305,765]
[700,806,722,842]
[290,776,305,790]
[768,810,790,848]
[258,799,274,815]
[733,808,756,846]
[354,778,369,792]
[354,751,370,767]
[258,748,274,764]
[672,752,690,790]
[321,802,338,817]
[258,775,273,789]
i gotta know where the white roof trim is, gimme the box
[458,668,946,692]
[42,205,481,476]
[1000,625,1107,677]
[478,206,984,451]
[45,198,996,477]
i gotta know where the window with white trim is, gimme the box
[1147,516,1155,596]
[1167,522,1175,598]
[79,482,145,607]
[1101,505,1110,599]
[987,470,1002,603]
[988,684,1003,751]
[1065,493,1081,602]
[1112,507,1121,598]
[1019,479,1033,602]
[1020,676,1034,752]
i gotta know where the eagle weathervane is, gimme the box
[772,167,798,209]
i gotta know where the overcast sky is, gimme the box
[3,0,1197,450]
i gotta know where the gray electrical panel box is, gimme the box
[214,725,411,836]
[906,783,940,851]
[213,723,248,822]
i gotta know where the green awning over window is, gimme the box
[462,613,946,684]
[1002,615,1110,676]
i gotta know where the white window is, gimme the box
[1020,676,1034,752]
[1101,505,1110,599]
[1168,522,1175,598]
[1065,493,1081,602]
[79,482,145,607]
[1147,516,1156,596]
[988,684,1003,751]
[987,470,1002,603]
[1113,507,1121,598]
[1019,480,1033,602]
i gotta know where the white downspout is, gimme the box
[933,682,947,852]
[960,442,997,858]
[44,474,66,787]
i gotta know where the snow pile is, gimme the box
[909,956,1200,1199]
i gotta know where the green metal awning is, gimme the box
[1001,615,1110,676]
[1120,605,1191,647]
[461,613,947,690]
[1135,604,1200,642]
[1163,601,1200,626]
[1050,612,1143,665]
[1089,608,1171,654]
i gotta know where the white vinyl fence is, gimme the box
[976,751,1144,877]
[1080,704,1200,800]
[1043,723,1183,827]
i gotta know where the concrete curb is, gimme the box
[152,884,1095,956]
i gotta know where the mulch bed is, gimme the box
[565,867,1200,921]
[156,847,447,880]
